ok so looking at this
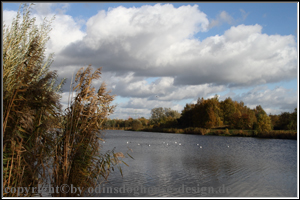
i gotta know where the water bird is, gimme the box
[227,145,229,148]
[167,143,168,145]
[103,141,105,143]
[179,143,181,146]
[197,144,199,146]
[163,142,165,144]
[149,144,151,146]
[138,143,140,145]
[127,141,129,144]
[200,146,202,148]
[175,142,177,144]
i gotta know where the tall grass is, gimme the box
[3,4,127,197]
[51,66,126,197]
[3,4,64,196]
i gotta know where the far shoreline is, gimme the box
[103,127,297,140]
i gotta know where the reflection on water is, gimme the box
[93,130,297,197]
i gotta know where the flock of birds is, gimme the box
[102,140,230,148]
[121,141,230,148]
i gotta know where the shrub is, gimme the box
[132,119,143,131]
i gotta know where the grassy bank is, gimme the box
[123,127,297,140]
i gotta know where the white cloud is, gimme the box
[231,86,298,114]
[32,3,70,15]
[111,97,185,119]
[3,3,298,119]
[3,10,17,26]
[3,4,85,59]
[45,14,86,55]
[220,11,234,24]
[240,9,250,20]
[54,10,297,87]
[86,4,208,41]
[99,72,226,101]
[32,3,54,15]
[208,11,234,29]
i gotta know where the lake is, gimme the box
[90,130,297,197]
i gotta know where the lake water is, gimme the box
[90,130,297,197]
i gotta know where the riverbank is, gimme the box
[118,127,297,140]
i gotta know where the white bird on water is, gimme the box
[200,146,202,148]
[175,142,177,144]
[179,143,181,146]
[197,144,199,146]
[138,143,140,145]
[149,144,151,147]
[127,141,129,144]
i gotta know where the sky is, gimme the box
[2,2,299,119]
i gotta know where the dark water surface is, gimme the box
[91,130,297,197]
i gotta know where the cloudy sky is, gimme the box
[3,3,298,119]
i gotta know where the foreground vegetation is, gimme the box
[3,4,127,197]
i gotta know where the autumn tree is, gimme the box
[138,117,149,126]
[165,108,181,119]
[132,119,143,130]
[254,105,272,133]
[220,97,236,125]
[177,95,221,129]
[190,96,222,128]
[179,103,195,127]
[150,107,165,124]
[272,108,297,130]
[255,113,272,133]
[150,107,180,126]
[125,117,133,128]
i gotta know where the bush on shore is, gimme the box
[133,127,297,140]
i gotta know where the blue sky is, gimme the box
[3,2,298,119]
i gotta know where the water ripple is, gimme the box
[97,130,297,197]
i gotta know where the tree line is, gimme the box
[105,95,297,133]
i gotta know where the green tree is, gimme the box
[138,117,148,126]
[254,105,272,133]
[220,97,236,125]
[179,103,195,127]
[269,114,280,130]
[150,107,166,124]
[132,119,143,130]
[255,113,272,133]
[193,96,221,128]
[275,108,297,130]
[289,108,297,130]
[165,108,181,119]
[125,117,133,128]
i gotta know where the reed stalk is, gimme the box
[3,4,128,197]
